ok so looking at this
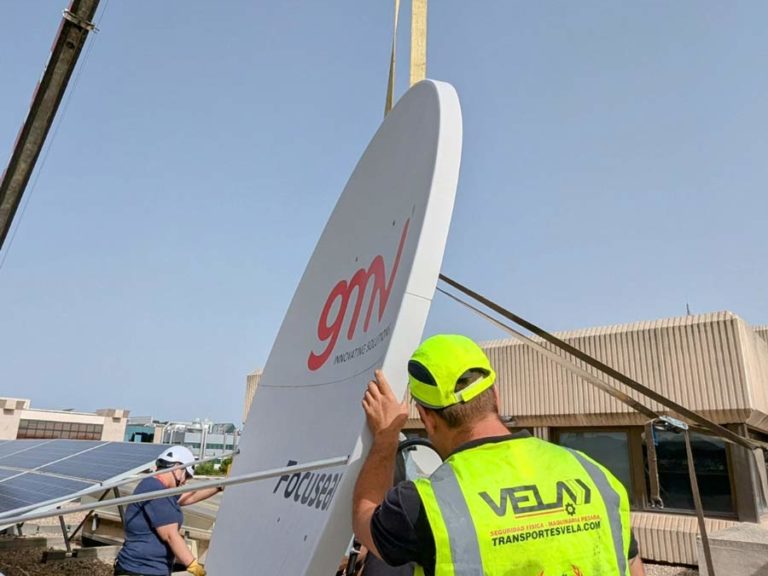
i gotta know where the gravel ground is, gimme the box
[643,563,698,576]
[0,548,112,576]
[0,549,700,576]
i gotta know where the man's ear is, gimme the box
[416,404,437,436]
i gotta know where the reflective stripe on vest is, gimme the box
[567,449,628,576]
[429,462,483,575]
[415,437,631,576]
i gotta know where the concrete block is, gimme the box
[698,523,768,576]
[0,536,47,550]
[75,545,121,562]
[42,550,73,561]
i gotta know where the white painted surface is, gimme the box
[206,80,462,575]
[405,444,443,479]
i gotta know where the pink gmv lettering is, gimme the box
[307,219,410,371]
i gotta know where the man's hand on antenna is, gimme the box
[362,369,408,441]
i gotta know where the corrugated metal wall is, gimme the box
[405,311,768,430]
[632,511,739,565]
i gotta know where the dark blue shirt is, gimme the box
[116,476,184,576]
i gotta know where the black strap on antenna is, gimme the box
[436,286,663,421]
[685,428,716,575]
[442,283,729,445]
[438,273,764,452]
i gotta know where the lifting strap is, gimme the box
[410,0,428,86]
[385,0,428,115]
[438,273,766,453]
[436,286,662,421]
[384,0,401,115]
[684,428,716,576]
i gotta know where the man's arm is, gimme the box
[155,523,194,566]
[178,486,222,506]
[352,369,408,559]
[629,555,645,576]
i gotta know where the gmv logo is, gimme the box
[480,479,591,517]
[307,219,410,371]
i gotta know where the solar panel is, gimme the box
[0,440,104,469]
[0,439,50,459]
[0,473,93,512]
[0,440,170,518]
[40,443,169,482]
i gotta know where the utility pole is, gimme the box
[0,0,100,251]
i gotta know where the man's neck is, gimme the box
[445,414,511,455]
[156,471,176,488]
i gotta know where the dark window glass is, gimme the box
[754,450,768,514]
[558,430,632,493]
[16,419,102,440]
[647,430,733,514]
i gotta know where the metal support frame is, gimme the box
[0,449,239,522]
[58,515,72,554]
[0,455,348,527]
[65,488,112,544]
[112,486,125,525]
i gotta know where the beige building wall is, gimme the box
[490,310,750,426]
[244,370,262,423]
[407,311,768,430]
[0,399,129,441]
[0,398,29,439]
[96,408,131,441]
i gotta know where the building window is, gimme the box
[556,430,632,494]
[645,430,734,515]
[17,419,103,441]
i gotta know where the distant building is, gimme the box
[124,416,163,444]
[124,417,239,461]
[0,398,128,441]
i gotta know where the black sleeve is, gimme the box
[370,481,435,569]
[628,529,638,559]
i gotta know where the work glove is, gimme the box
[187,559,206,576]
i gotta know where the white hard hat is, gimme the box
[156,445,196,477]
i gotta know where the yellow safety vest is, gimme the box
[413,437,631,576]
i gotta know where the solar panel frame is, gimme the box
[0,440,171,521]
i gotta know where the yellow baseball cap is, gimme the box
[408,334,496,409]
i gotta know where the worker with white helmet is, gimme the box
[353,334,645,576]
[114,446,223,576]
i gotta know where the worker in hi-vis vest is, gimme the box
[353,334,645,576]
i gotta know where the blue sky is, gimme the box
[1,1,766,424]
